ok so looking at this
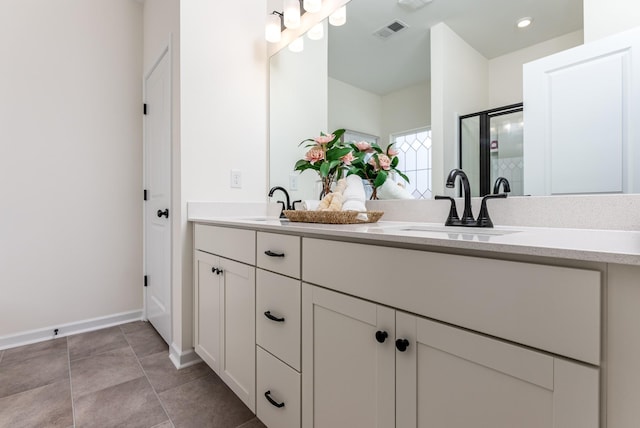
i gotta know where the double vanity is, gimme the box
[189,203,640,428]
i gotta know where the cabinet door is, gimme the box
[302,284,395,428]
[193,250,222,372]
[219,257,256,412]
[396,312,599,428]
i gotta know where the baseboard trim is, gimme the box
[169,342,202,369]
[0,309,144,351]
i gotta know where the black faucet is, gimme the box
[436,169,507,228]
[445,169,475,225]
[268,186,291,218]
[493,177,511,194]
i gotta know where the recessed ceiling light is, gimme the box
[516,17,533,29]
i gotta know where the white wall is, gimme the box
[271,32,328,201]
[0,0,143,337]
[431,23,488,196]
[328,78,382,138]
[381,81,431,146]
[178,0,268,353]
[488,31,583,107]
[584,0,640,42]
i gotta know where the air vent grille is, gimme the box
[373,20,409,40]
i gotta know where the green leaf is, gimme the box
[298,138,317,147]
[396,170,410,183]
[319,162,330,177]
[390,156,399,168]
[373,170,387,188]
[326,147,352,161]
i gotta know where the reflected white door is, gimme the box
[144,47,171,344]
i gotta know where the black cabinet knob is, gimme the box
[157,208,169,218]
[395,338,410,352]
[211,267,223,275]
[375,330,388,343]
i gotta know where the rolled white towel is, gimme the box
[299,200,321,211]
[342,199,367,212]
[377,179,415,200]
[342,175,366,203]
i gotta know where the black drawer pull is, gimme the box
[211,267,223,275]
[264,390,285,408]
[264,250,285,258]
[264,311,285,323]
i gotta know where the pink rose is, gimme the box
[314,134,335,145]
[378,154,392,170]
[305,147,325,164]
[368,156,379,171]
[341,152,355,165]
[355,141,372,152]
[387,145,399,157]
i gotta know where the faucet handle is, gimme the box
[476,193,507,228]
[435,195,461,226]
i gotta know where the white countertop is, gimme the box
[188,214,640,266]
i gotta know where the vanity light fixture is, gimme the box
[289,36,304,52]
[329,5,347,26]
[303,0,322,14]
[265,12,284,43]
[308,22,324,40]
[516,17,533,29]
[284,0,301,29]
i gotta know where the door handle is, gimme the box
[157,208,169,218]
[264,390,285,408]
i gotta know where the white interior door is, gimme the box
[144,47,172,344]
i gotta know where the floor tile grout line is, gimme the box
[66,336,77,428]
[122,324,174,427]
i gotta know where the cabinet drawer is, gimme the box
[256,269,301,371]
[257,232,300,278]
[194,224,255,265]
[256,346,301,428]
[302,238,601,365]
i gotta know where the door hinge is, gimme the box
[144,275,148,287]
[143,103,147,115]
[143,189,148,201]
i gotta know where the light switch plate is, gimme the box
[231,170,242,188]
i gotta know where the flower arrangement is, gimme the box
[294,129,352,196]
[347,141,409,199]
[294,128,409,199]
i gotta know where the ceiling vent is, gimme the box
[373,20,409,40]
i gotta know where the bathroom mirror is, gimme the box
[269,0,602,199]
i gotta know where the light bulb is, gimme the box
[516,17,533,29]
[329,5,346,26]
[289,36,304,53]
[265,14,282,43]
[303,0,322,13]
[307,22,324,40]
[284,0,301,29]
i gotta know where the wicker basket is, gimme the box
[283,210,384,224]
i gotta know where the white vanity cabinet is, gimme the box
[255,232,302,428]
[193,225,256,411]
[302,238,601,428]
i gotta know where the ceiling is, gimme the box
[326,0,584,95]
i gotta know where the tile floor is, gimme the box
[0,321,266,428]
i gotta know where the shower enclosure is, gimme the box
[459,103,524,197]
